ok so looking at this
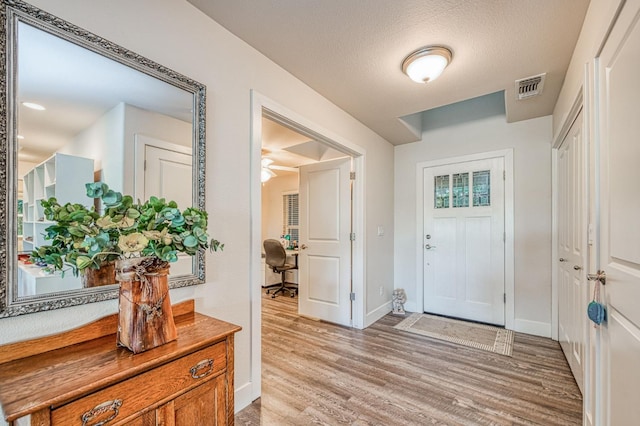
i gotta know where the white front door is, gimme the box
[135,135,193,276]
[597,1,640,423]
[557,109,586,394]
[298,157,352,326]
[423,157,505,325]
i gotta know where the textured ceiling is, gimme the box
[188,0,589,145]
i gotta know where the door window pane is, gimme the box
[434,175,450,209]
[473,170,491,207]
[452,173,469,208]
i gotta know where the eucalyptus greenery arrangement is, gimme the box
[31,182,223,275]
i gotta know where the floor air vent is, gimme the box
[515,73,546,100]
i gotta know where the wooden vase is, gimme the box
[115,257,177,354]
[81,261,116,288]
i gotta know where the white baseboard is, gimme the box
[365,301,392,328]
[404,301,417,314]
[514,319,551,338]
[234,381,254,413]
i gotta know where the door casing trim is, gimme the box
[249,90,366,403]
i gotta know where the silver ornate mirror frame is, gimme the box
[0,0,207,317]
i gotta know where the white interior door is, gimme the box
[423,157,505,325]
[557,110,586,394]
[598,1,640,423]
[298,157,351,326]
[135,135,193,276]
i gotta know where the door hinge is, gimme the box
[350,171,356,180]
[350,232,356,241]
[504,293,506,303]
[503,170,506,180]
[503,232,506,242]
[144,160,147,171]
[350,292,356,301]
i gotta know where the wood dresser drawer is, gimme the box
[52,341,227,425]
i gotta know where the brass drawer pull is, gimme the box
[81,399,122,426]
[190,358,214,379]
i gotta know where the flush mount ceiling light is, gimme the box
[22,102,46,111]
[402,46,452,83]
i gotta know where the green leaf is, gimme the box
[76,256,92,270]
[102,190,121,205]
[68,226,85,237]
[183,235,198,248]
[86,182,106,198]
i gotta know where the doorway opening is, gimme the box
[260,115,352,320]
[249,91,366,403]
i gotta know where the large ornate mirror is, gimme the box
[0,0,207,316]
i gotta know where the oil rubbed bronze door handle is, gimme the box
[587,270,607,285]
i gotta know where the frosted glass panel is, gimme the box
[452,173,469,208]
[434,175,450,209]
[473,170,491,207]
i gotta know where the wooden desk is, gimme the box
[286,249,299,268]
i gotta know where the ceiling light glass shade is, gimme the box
[261,157,274,167]
[402,46,452,83]
[261,167,276,183]
[22,102,46,110]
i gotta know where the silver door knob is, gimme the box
[425,244,436,250]
[573,265,582,271]
[587,270,606,285]
[559,258,568,262]
[300,244,308,250]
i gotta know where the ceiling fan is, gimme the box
[261,149,298,183]
[261,157,277,182]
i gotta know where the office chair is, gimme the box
[263,239,298,298]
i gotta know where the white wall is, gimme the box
[63,103,192,195]
[394,100,552,336]
[61,102,125,190]
[552,0,623,140]
[261,173,298,245]
[0,0,395,420]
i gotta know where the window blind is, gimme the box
[282,193,299,244]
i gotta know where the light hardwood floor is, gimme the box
[236,294,582,425]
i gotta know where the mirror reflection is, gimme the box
[6,5,205,313]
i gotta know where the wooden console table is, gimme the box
[0,300,241,425]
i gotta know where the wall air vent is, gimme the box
[515,73,546,100]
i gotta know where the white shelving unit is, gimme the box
[21,153,94,252]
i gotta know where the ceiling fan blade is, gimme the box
[269,165,299,172]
